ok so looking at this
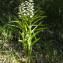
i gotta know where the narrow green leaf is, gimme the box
[36,28,47,31]
[32,16,46,24]
[32,22,42,32]
[32,38,40,46]
[31,31,40,40]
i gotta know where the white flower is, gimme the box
[19,0,34,17]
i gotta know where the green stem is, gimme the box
[27,24,32,63]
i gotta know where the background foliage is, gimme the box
[0,0,63,63]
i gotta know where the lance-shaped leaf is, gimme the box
[36,28,47,32]
[31,31,40,40]
[8,21,22,29]
[31,15,46,24]
[32,38,40,46]
[32,22,42,32]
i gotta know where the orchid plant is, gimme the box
[7,0,46,63]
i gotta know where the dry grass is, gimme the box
[0,51,20,63]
